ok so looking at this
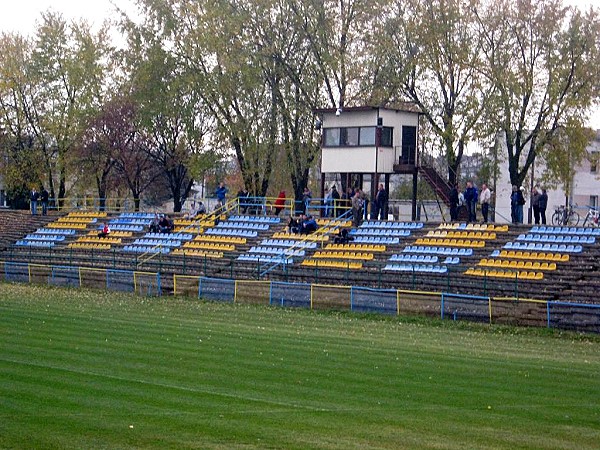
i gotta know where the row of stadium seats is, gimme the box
[215,222,269,231]
[133,239,181,247]
[24,234,65,242]
[438,223,509,232]
[403,246,474,256]
[516,234,595,244]
[248,246,305,257]
[350,229,411,237]
[504,242,582,253]
[237,254,292,264]
[415,238,485,248]
[68,243,111,250]
[206,228,258,238]
[465,268,544,280]
[324,243,386,252]
[57,217,97,224]
[531,225,600,235]
[123,245,170,254]
[271,232,327,241]
[66,211,107,218]
[389,254,460,265]
[36,228,76,235]
[194,235,246,245]
[172,249,224,258]
[489,250,569,262]
[353,236,400,245]
[312,251,374,260]
[477,259,556,271]
[183,242,235,251]
[144,232,193,241]
[383,264,448,273]
[360,221,424,229]
[426,230,496,240]
[301,259,362,269]
[229,215,281,224]
[261,239,317,249]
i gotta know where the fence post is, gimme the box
[183,252,186,275]
[546,302,551,328]
[440,293,445,320]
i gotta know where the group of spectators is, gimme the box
[149,214,174,233]
[321,183,389,225]
[449,181,548,225]
[287,214,318,235]
[29,187,49,216]
[449,181,492,223]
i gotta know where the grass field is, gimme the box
[0,284,599,449]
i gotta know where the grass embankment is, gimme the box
[0,283,599,449]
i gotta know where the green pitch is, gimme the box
[0,284,599,449]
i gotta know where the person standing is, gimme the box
[302,187,312,215]
[539,188,548,225]
[351,191,364,227]
[236,187,249,213]
[511,185,525,224]
[323,186,333,217]
[216,182,228,207]
[331,185,340,217]
[375,183,389,221]
[30,188,39,215]
[531,187,541,225]
[463,181,478,223]
[449,183,459,221]
[479,183,491,223]
[40,187,49,216]
[274,191,286,216]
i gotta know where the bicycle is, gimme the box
[551,204,580,226]
[582,206,600,227]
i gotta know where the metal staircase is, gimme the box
[418,166,452,206]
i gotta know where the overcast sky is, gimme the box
[1,0,599,130]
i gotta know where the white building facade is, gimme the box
[494,131,600,224]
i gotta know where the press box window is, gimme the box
[380,127,393,147]
[324,128,340,146]
[342,127,359,146]
[359,127,376,146]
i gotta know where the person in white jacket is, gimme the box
[479,183,492,223]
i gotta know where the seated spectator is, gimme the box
[158,215,173,233]
[149,214,160,233]
[288,216,299,234]
[197,201,206,215]
[333,228,354,244]
[97,223,111,238]
[300,215,318,234]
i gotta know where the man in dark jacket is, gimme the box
[30,188,39,215]
[40,187,49,216]
[449,183,459,221]
[331,185,340,217]
[463,181,478,222]
[539,188,548,225]
[531,187,541,225]
[375,183,389,220]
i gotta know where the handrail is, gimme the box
[136,198,240,267]
[45,197,139,212]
